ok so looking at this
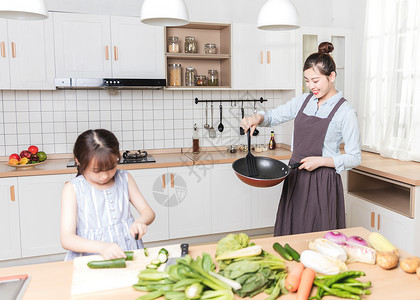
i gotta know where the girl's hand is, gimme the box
[100,243,126,260]
[240,113,263,135]
[299,156,334,171]
[130,221,147,240]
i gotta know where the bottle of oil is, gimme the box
[192,124,199,153]
[269,130,276,150]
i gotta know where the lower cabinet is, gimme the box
[0,178,21,261]
[18,174,72,257]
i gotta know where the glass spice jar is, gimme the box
[168,64,182,86]
[168,36,180,53]
[185,67,196,87]
[208,70,219,86]
[204,43,217,54]
[184,36,197,53]
[195,75,207,86]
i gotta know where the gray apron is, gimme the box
[274,94,346,236]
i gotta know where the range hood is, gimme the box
[55,78,166,89]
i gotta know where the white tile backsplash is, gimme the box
[0,89,295,155]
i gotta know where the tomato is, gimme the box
[28,145,39,154]
[9,153,20,161]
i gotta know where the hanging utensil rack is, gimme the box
[194,97,267,105]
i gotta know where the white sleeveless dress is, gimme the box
[65,169,144,260]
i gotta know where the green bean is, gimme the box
[331,283,371,295]
[323,271,366,287]
[314,281,361,300]
[343,278,372,288]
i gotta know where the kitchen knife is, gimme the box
[164,243,189,271]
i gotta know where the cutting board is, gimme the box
[71,244,182,296]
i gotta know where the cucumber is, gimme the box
[273,242,293,261]
[151,259,161,266]
[144,247,149,257]
[284,243,300,262]
[158,252,168,263]
[124,251,134,261]
[87,258,126,269]
[159,248,169,255]
[146,264,159,269]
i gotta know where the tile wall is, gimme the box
[0,89,295,156]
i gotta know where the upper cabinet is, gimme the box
[0,14,55,90]
[164,23,231,88]
[232,23,296,90]
[53,12,164,79]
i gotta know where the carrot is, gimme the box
[296,267,316,300]
[285,262,305,292]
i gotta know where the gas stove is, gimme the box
[66,150,156,168]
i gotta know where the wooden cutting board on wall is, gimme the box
[71,244,181,296]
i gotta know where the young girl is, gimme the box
[60,129,155,260]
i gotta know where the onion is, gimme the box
[346,235,368,247]
[323,231,347,245]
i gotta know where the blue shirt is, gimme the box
[259,91,361,174]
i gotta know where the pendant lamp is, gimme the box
[140,0,189,26]
[0,0,48,20]
[257,0,300,31]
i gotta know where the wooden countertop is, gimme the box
[1,227,419,299]
[1,148,419,186]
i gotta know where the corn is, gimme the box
[368,232,399,257]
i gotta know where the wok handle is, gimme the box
[247,130,251,152]
[289,162,303,169]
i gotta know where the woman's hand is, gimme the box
[130,221,147,241]
[100,242,126,260]
[240,113,264,135]
[299,156,335,171]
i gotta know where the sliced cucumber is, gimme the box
[146,264,158,269]
[143,247,149,257]
[151,259,161,266]
[158,252,168,263]
[159,248,169,255]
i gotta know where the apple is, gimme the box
[9,153,20,161]
[28,145,39,155]
[20,150,32,159]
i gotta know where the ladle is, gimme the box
[204,102,210,129]
[253,101,259,136]
[218,104,224,132]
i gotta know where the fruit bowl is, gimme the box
[6,160,47,169]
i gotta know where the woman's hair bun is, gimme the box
[318,42,334,54]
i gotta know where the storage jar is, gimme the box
[168,36,180,53]
[185,67,196,87]
[208,70,219,86]
[195,75,207,86]
[168,64,182,86]
[184,36,197,53]
[204,43,217,54]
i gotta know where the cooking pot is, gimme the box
[232,156,301,188]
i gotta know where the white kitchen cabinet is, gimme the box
[211,164,252,233]
[18,174,71,258]
[167,166,212,239]
[0,178,21,261]
[53,12,164,79]
[130,168,170,243]
[0,14,55,90]
[232,23,296,90]
[111,16,164,79]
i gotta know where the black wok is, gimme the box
[232,157,301,188]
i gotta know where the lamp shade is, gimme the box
[0,0,48,20]
[140,0,189,26]
[257,0,300,31]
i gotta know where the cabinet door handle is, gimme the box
[105,45,109,60]
[1,41,5,58]
[162,174,166,189]
[170,174,174,188]
[370,212,375,228]
[260,51,263,64]
[11,42,16,58]
[10,185,15,201]
[377,214,380,230]
[267,51,271,64]
[114,46,118,61]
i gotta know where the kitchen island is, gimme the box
[0,227,419,300]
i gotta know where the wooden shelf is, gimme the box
[348,169,414,218]
[166,53,230,60]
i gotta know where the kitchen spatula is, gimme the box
[164,243,189,271]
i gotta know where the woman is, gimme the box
[241,42,361,236]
